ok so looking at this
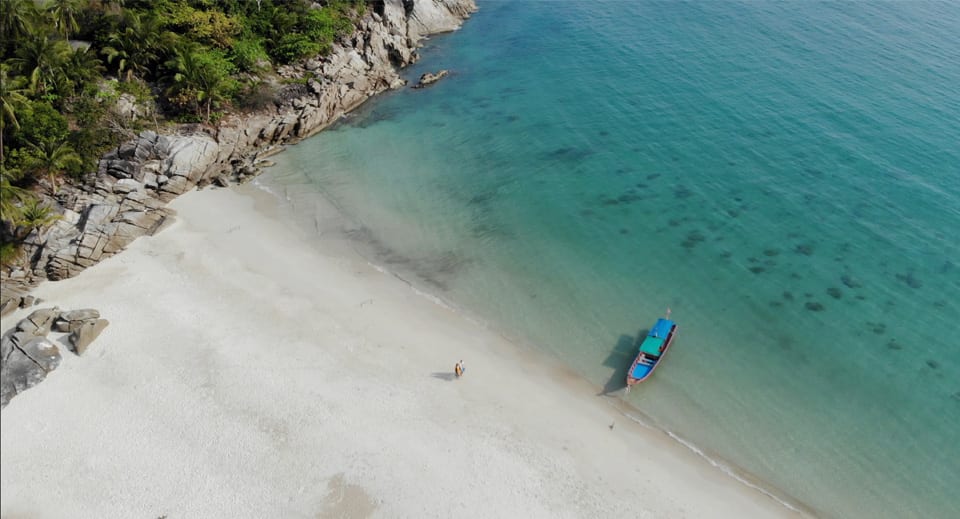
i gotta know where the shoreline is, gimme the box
[2,182,811,517]
[249,170,815,517]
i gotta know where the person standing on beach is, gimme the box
[455,360,465,378]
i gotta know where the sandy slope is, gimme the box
[0,186,803,518]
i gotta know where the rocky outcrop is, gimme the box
[1,307,107,408]
[1,0,476,293]
[406,0,476,42]
[413,69,449,88]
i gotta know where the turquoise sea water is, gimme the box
[261,1,960,517]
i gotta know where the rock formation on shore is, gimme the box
[1,307,108,408]
[0,0,476,407]
[1,0,475,293]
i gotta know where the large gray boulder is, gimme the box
[19,337,62,372]
[1,348,48,408]
[1,332,62,408]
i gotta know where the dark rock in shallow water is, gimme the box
[619,228,629,235]
[547,146,593,161]
[805,301,824,311]
[783,291,794,301]
[887,339,902,350]
[763,248,780,257]
[867,322,886,335]
[413,70,446,89]
[827,287,843,299]
[647,173,661,180]
[896,271,923,289]
[926,360,939,369]
[468,192,495,205]
[749,266,766,274]
[681,230,706,249]
[841,274,862,289]
[794,243,815,256]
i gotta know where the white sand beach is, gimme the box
[1,185,804,518]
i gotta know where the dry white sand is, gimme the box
[1,186,806,518]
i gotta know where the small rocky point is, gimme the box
[413,70,449,88]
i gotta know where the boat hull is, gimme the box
[626,323,678,386]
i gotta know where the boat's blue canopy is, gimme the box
[649,318,674,339]
[631,361,654,379]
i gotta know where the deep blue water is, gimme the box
[262,1,960,517]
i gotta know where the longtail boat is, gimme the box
[625,312,678,386]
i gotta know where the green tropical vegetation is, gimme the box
[1,0,367,267]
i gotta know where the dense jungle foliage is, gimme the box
[0,0,366,264]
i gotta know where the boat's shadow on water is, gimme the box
[598,330,647,396]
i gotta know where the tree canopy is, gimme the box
[1,0,368,263]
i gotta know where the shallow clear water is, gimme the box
[261,1,960,517]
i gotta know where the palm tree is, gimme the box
[14,196,61,239]
[0,0,38,45]
[9,33,71,95]
[0,167,31,224]
[25,138,82,193]
[0,65,29,164]
[45,0,81,39]
[102,12,174,82]
[165,45,235,123]
[56,45,105,99]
